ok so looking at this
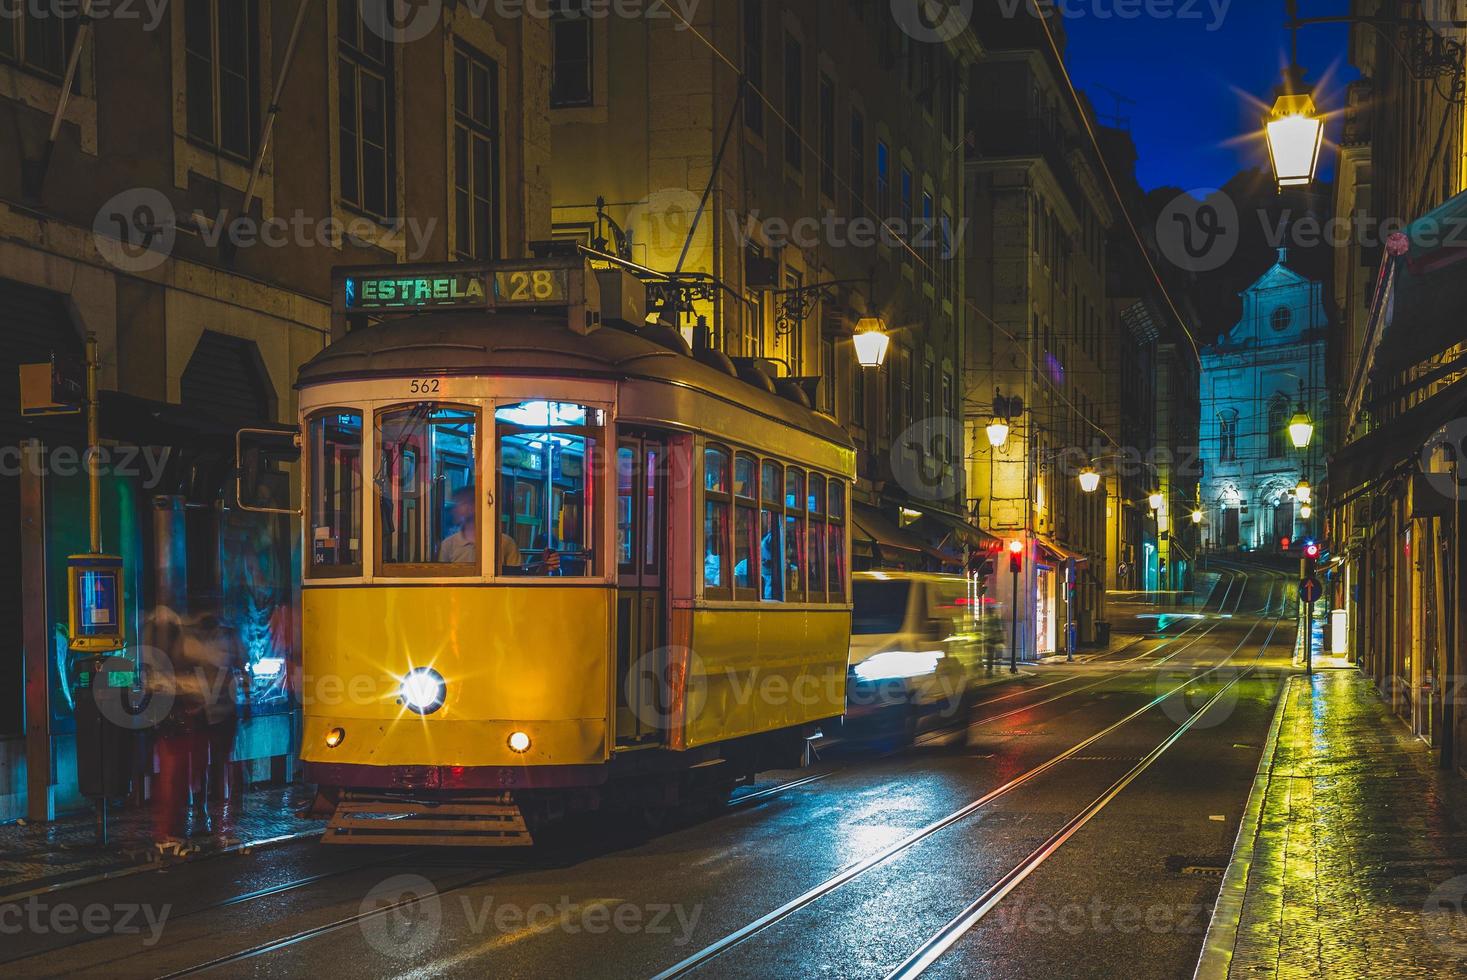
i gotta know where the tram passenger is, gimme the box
[439,485,561,574]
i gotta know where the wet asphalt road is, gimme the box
[1,560,1298,979]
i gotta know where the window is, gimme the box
[783,265,804,374]
[743,0,763,134]
[827,481,846,600]
[921,191,935,285]
[852,578,910,634]
[375,406,478,572]
[852,351,867,427]
[783,33,802,171]
[616,447,635,569]
[819,73,835,200]
[495,400,602,577]
[760,461,785,601]
[823,337,837,413]
[308,411,363,574]
[704,445,732,596]
[784,468,806,602]
[849,109,865,217]
[184,0,256,159]
[900,166,913,262]
[940,209,955,295]
[734,453,759,598]
[1270,306,1293,333]
[551,3,592,107]
[1267,396,1289,459]
[1,0,76,80]
[453,45,500,259]
[876,140,890,222]
[807,473,826,599]
[1219,410,1239,463]
[338,0,394,218]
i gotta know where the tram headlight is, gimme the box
[400,667,446,715]
[325,727,346,748]
[507,730,532,753]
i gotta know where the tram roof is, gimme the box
[298,312,853,448]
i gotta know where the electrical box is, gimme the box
[68,555,126,653]
[19,357,84,416]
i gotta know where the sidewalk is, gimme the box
[0,782,324,900]
[1198,670,1467,979]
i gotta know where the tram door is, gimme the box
[615,434,668,745]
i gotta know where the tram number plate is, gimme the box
[495,269,567,304]
[409,379,441,395]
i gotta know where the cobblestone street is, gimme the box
[1205,671,1467,978]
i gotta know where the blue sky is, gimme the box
[1060,0,1356,192]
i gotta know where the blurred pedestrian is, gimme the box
[190,614,248,839]
[144,606,205,849]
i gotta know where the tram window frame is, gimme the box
[827,480,847,601]
[305,408,364,579]
[372,403,483,578]
[784,467,806,603]
[807,473,827,600]
[759,460,785,602]
[732,452,759,601]
[703,443,733,600]
[493,399,606,580]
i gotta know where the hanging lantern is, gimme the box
[1078,467,1101,494]
[1294,480,1312,504]
[852,317,890,368]
[1148,491,1164,512]
[1265,87,1324,190]
[986,417,1011,449]
[1288,409,1315,450]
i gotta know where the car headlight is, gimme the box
[852,650,945,683]
[400,667,446,715]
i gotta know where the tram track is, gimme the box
[648,569,1286,980]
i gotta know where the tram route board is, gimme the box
[343,267,569,312]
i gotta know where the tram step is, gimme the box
[324,794,533,847]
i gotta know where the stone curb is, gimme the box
[1192,671,1295,980]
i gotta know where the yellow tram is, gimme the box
[296,256,855,844]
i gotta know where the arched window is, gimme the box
[1267,395,1290,459]
[1218,409,1239,463]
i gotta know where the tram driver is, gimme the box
[439,485,561,575]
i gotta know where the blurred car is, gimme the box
[844,572,1003,741]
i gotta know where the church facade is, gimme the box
[1200,250,1329,552]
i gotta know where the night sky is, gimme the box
[1061,1,1356,192]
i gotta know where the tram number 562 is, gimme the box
[409,379,441,394]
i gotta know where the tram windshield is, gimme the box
[495,400,603,577]
[376,406,479,570]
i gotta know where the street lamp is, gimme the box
[1078,467,1101,494]
[1191,509,1204,525]
[986,416,1011,449]
[852,317,890,369]
[1288,408,1315,450]
[1148,491,1164,512]
[1300,503,1313,520]
[1295,479,1312,504]
[1265,81,1324,190]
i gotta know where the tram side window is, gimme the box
[807,473,826,599]
[784,468,806,602]
[616,447,635,571]
[376,406,478,571]
[496,400,603,577]
[703,445,731,597]
[759,460,784,601]
[309,411,363,572]
[732,453,759,598]
[828,480,847,601]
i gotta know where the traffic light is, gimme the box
[1304,541,1320,578]
[1303,542,1320,560]
[1008,539,1024,574]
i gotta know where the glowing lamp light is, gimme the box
[325,727,346,748]
[1078,467,1101,494]
[852,317,891,368]
[1191,509,1204,525]
[1148,491,1164,512]
[1294,480,1312,504]
[1008,539,1025,555]
[986,417,1011,449]
[400,667,447,715]
[507,730,532,753]
[1288,410,1315,450]
[1304,542,1321,559]
[1300,503,1313,519]
[1265,90,1324,189]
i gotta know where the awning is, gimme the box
[908,508,999,552]
[852,504,933,568]
[1034,533,1090,566]
[1369,189,1467,379]
[1329,381,1467,494]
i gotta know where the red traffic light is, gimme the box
[1304,543,1320,559]
[1008,539,1025,554]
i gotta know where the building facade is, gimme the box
[1200,251,1328,553]
[0,2,552,821]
